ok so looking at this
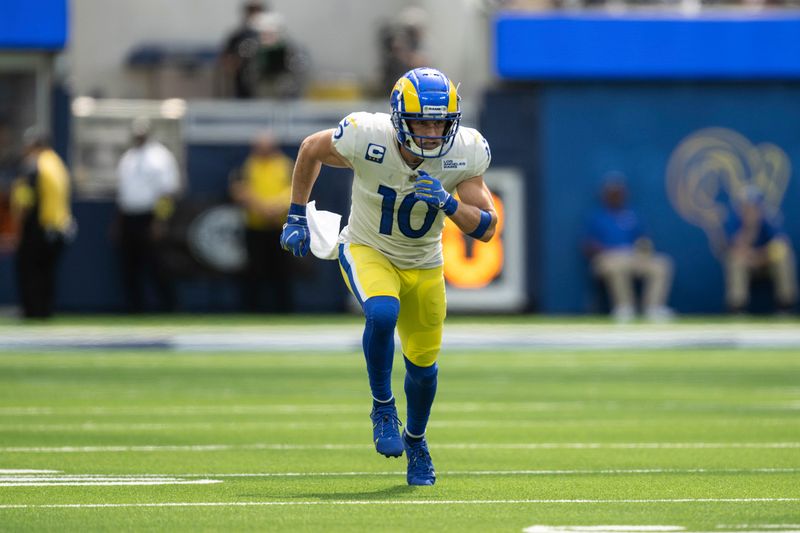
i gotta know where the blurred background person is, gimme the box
[0,118,15,180]
[0,118,19,254]
[220,1,307,99]
[10,128,74,319]
[724,186,797,314]
[113,118,180,313]
[220,0,267,99]
[583,174,674,322]
[229,131,294,313]
[377,6,430,96]
[252,10,308,98]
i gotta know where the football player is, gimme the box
[280,67,497,486]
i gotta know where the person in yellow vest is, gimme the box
[10,129,74,319]
[229,131,294,312]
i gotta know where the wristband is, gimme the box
[288,203,306,217]
[468,210,492,239]
[443,196,459,216]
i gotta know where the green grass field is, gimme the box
[0,319,799,531]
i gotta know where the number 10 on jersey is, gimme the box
[377,185,438,239]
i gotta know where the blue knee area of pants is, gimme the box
[364,296,399,331]
[362,296,400,402]
[404,357,438,387]
[404,356,438,437]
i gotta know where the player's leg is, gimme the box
[725,250,750,312]
[767,239,798,311]
[592,250,636,321]
[396,266,445,485]
[38,235,64,319]
[338,243,404,457]
[120,215,147,313]
[633,252,674,320]
[15,228,39,318]
[397,268,444,438]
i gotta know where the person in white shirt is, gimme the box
[114,118,180,313]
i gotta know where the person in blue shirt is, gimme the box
[583,174,674,322]
[724,186,797,313]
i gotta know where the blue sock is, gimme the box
[362,296,400,403]
[404,356,438,438]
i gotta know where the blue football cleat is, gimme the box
[370,403,403,458]
[403,431,436,486]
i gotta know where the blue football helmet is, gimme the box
[390,67,461,158]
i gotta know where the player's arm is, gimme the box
[449,175,498,242]
[280,129,351,257]
[289,129,351,205]
[414,172,498,242]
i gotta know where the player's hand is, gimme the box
[414,170,458,216]
[280,204,310,257]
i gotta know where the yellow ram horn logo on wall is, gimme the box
[665,127,791,256]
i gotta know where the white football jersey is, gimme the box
[331,112,491,269]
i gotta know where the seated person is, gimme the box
[724,186,797,313]
[582,174,674,322]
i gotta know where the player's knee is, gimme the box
[364,296,400,332]
[652,254,673,275]
[404,356,438,388]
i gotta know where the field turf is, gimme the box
[0,322,798,531]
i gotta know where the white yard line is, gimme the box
[183,468,800,477]
[0,402,583,416]
[1,401,796,417]
[0,469,59,474]
[0,477,216,482]
[444,443,800,450]
[0,472,221,487]
[1,468,797,480]
[0,467,793,488]
[524,527,800,533]
[0,480,221,487]
[718,526,800,530]
[2,418,793,432]
[2,442,799,453]
[524,527,686,533]
[1,498,798,510]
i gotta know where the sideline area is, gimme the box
[1,316,799,351]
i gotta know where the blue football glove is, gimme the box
[280,203,310,257]
[414,170,458,216]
